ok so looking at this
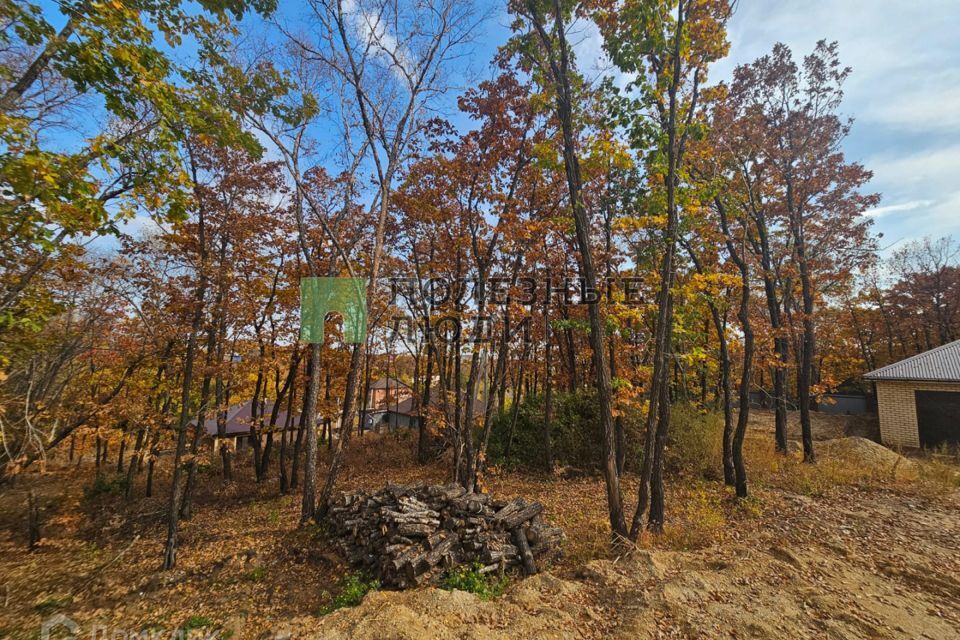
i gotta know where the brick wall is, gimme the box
[875,380,960,448]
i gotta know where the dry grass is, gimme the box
[743,433,960,499]
[0,415,957,638]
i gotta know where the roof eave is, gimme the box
[864,376,960,384]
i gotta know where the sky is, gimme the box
[467,0,960,253]
[713,0,960,252]
[57,0,959,251]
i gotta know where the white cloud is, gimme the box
[865,200,934,218]
[862,84,960,133]
[867,145,960,188]
[863,144,960,242]
[715,1,960,244]
[117,213,165,239]
[716,1,960,137]
[341,0,415,84]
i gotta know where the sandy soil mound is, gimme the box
[310,488,960,639]
[746,410,880,441]
[309,572,603,639]
[310,532,960,639]
[817,437,917,479]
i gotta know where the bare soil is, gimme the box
[310,487,960,639]
[0,413,957,639]
[746,408,881,441]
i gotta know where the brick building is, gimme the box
[864,340,960,448]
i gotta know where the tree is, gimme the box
[0,0,275,333]
[729,41,877,461]
[510,0,629,539]
[890,237,960,347]
[394,65,547,491]
[598,0,732,535]
[270,0,481,522]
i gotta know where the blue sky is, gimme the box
[466,0,960,251]
[62,0,958,250]
[715,0,960,251]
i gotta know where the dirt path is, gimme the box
[633,489,960,639]
[312,488,960,639]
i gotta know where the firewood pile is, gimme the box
[326,483,564,588]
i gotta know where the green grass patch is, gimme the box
[83,474,129,500]
[440,563,508,600]
[181,615,214,632]
[319,573,380,615]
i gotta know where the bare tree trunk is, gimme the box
[280,377,296,495]
[417,344,433,464]
[250,369,265,481]
[291,348,312,489]
[215,327,233,482]
[94,436,103,477]
[503,342,530,461]
[145,424,163,498]
[75,434,87,469]
[180,327,218,520]
[28,490,40,550]
[145,457,156,497]
[162,278,205,570]
[358,349,372,438]
[543,299,554,471]
[316,344,362,519]
[714,307,734,486]
[753,217,789,453]
[526,0,627,538]
[116,436,125,474]
[717,199,754,497]
[300,343,322,524]
[125,428,144,498]
[162,151,209,570]
[144,421,164,497]
[788,185,816,463]
[683,239,734,486]
[452,335,463,484]
[630,0,699,537]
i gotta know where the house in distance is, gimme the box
[864,339,960,448]
[362,377,421,431]
[197,399,303,452]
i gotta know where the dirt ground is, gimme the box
[0,413,957,639]
[746,408,881,441]
[312,488,960,639]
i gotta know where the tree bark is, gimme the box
[717,199,754,497]
[162,263,206,569]
[543,293,554,470]
[0,18,76,112]
[633,0,690,537]
[300,342,322,523]
[787,181,816,463]
[526,0,627,539]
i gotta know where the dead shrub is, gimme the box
[665,404,724,481]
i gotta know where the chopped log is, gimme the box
[325,484,562,588]
[396,522,435,537]
[491,498,525,524]
[512,526,537,576]
[496,502,544,530]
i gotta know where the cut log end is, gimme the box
[326,483,563,588]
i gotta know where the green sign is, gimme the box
[300,277,367,344]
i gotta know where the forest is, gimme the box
[2,0,960,638]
